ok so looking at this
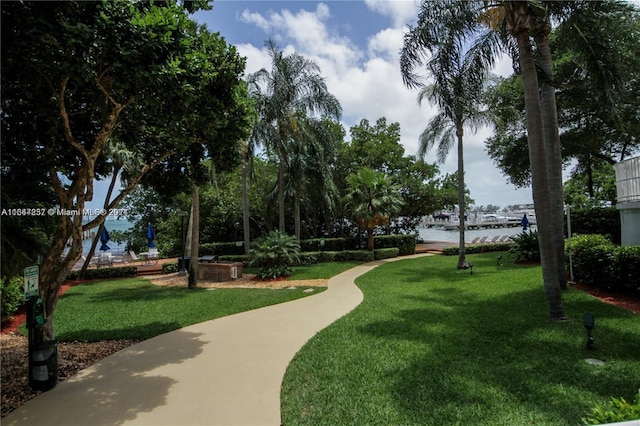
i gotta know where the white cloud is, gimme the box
[235,1,532,207]
[364,0,420,28]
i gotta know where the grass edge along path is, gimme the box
[50,262,362,342]
[281,252,640,426]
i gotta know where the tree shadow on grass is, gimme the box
[3,328,207,426]
[359,285,640,425]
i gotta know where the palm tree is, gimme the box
[240,140,253,254]
[414,40,490,269]
[401,0,569,318]
[248,39,341,234]
[285,115,342,240]
[344,168,403,251]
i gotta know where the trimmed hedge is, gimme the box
[300,238,347,252]
[203,235,415,257]
[374,248,399,260]
[66,266,138,281]
[162,263,179,274]
[373,235,416,256]
[566,234,640,296]
[296,250,375,265]
[442,243,512,256]
[568,207,620,244]
[200,241,246,256]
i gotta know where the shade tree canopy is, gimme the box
[1,0,253,330]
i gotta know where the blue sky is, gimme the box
[90,1,537,211]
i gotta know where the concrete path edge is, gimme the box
[3,254,430,426]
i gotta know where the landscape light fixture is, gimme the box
[497,255,503,268]
[468,262,473,275]
[583,313,595,350]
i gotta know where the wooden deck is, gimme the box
[415,241,457,254]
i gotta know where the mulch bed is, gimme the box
[570,282,640,315]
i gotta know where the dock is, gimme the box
[441,220,530,231]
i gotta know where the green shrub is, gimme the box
[249,231,301,279]
[613,246,640,294]
[218,254,249,265]
[442,243,512,256]
[1,276,24,320]
[344,250,375,262]
[566,234,640,295]
[199,241,246,256]
[300,238,347,252]
[569,206,620,244]
[508,231,540,263]
[374,234,416,255]
[66,266,138,281]
[374,248,399,260]
[566,234,615,288]
[162,263,178,274]
[582,390,640,425]
[298,252,321,265]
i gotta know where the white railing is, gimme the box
[614,156,640,204]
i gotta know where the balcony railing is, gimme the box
[614,156,640,204]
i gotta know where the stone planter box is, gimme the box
[197,261,243,282]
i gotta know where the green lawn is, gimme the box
[49,262,359,342]
[281,252,640,425]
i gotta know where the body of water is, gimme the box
[81,218,134,257]
[418,224,535,244]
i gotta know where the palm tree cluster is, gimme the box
[245,40,408,250]
[401,0,635,320]
[247,39,342,241]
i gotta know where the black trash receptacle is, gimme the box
[29,339,58,391]
[178,256,190,271]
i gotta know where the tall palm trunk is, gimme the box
[188,183,200,288]
[294,197,302,240]
[535,26,567,290]
[241,148,251,255]
[516,27,566,320]
[277,127,287,233]
[456,128,467,269]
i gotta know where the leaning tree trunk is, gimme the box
[456,128,467,269]
[188,184,200,288]
[516,28,566,320]
[535,26,567,291]
[80,165,122,276]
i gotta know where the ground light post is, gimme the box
[565,204,575,284]
[178,211,188,276]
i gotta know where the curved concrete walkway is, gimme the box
[4,255,428,426]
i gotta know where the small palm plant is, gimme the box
[508,230,540,263]
[249,231,301,280]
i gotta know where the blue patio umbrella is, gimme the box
[100,226,110,251]
[521,214,529,231]
[147,223,156,248]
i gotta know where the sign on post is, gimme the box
[24,265,39,299]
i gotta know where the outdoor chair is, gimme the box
[96,252,112,269]
[478,236,488,244]
[147,247,159,265]
[470,237,481,244]
[128,250,141,263]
